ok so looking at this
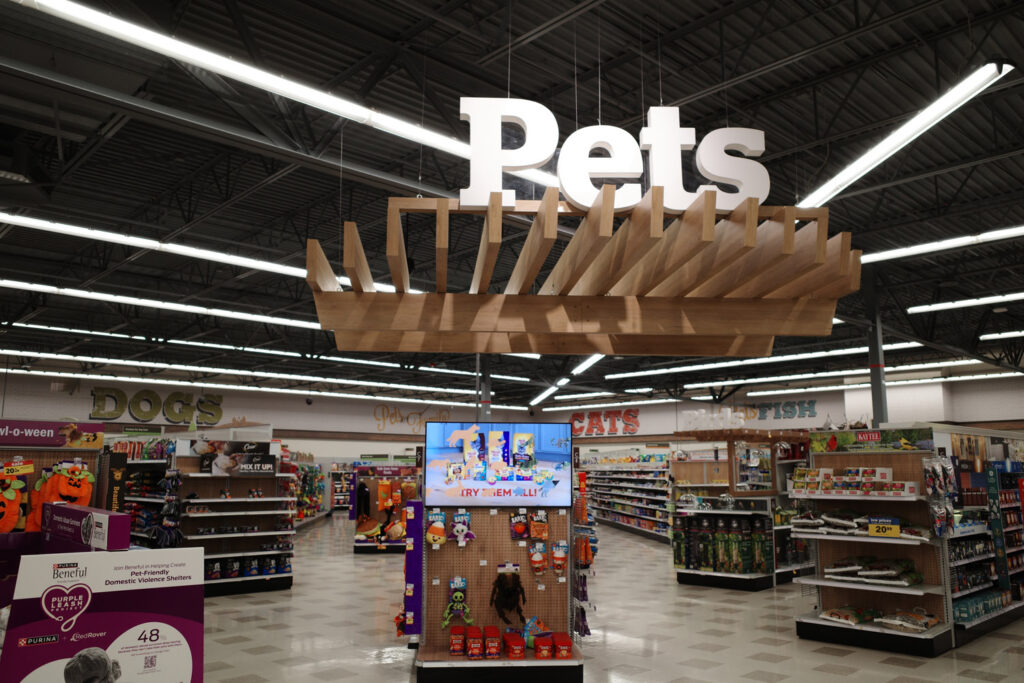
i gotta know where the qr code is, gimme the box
[144,655,157,670]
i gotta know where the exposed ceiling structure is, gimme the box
[0,0,1023,411]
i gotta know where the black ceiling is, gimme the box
[1,0,1023,408]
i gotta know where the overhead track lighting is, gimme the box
[0,367,529,410]
[980,329,1024,341]
[529,386,560,406]
[605,342,922,380]
[745,371,1017,397]
[14,0,559,187]
[683,359,982,390]
[908,292,1024,314]
[570,354,604,376]
[862,225,1024,264]
[798,61,1013,207]
[542,398,680,412]
[553,392,615,400]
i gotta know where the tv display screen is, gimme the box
[423,422,572,507]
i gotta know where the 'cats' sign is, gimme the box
[570,409,640,437]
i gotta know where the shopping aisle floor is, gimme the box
[204,516,1024,682]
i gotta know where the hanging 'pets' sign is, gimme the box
[459,98,770,212]
[0,547,203,682]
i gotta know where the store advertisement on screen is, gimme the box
[458,98,770,211]
[423,423,572,507]
[0,548,203,682]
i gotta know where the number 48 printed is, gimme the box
[137,628,161,642]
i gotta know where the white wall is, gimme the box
[947,377,1024,423]
[281,437,418,465]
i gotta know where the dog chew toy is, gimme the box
[489,572,526,625]
[509,512,529,539]
[26,469,56,532]
[55,465,95,506]
[530,510,548,539]
[551,540,569,575]
[448,511,475,545]
[442,576,473,628]
[0,474,26,533]
[377,479,393,511]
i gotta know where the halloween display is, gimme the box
[447,511,475,545]
[0,474,25,533]
[441,576,473,628]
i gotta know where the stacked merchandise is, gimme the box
[0,457,98,534]
[791,509,933,541]
[351,466,419,552]
[675,515,774,577]
[331,465,352,510]
[583,457,669,540]
[293,462,327,526]
[111,437,175,461]
[572,471,596,639]
[125,468,183,549]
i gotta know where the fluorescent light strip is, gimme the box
[503,353,542,360]
[0,211,421,293]
[0,367,528,410]
[862,224,1024,264]
[542,398,680,412]
[529,386,560,406]
[554,392,615,400]
[798,62,1013,207]
[605,342,922,380]
[20,0,559,189]
[570,354,604,376]
[555,377,571,386]
[624,387,653,393]
[980,329,1024,341]
[683,359,982,390]
[0,279,320,330]
[745,371,1018,397]
[908,291,1024,314]
[8,322,404,368]
[416,366,530,382]
[0,348,474,395]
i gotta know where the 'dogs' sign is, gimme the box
[460,99,770,212]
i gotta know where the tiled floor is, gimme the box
[204,516,1024,682]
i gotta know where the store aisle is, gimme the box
[203,518,1024,682]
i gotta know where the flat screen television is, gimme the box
[423,422,572,507]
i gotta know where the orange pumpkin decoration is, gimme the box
[56,466,95,506]
[0,475,25,533]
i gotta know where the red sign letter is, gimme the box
[622,408,640,434]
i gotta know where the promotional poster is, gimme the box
[0,420,104,449]
[0,547,204,682]
[189,440,278,476]
[423,423,572,507]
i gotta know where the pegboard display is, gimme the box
[418,506,572,662]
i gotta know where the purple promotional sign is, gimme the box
[41,502,131,552]
[403,500,424,636]
[0,420,104,449]
[0,547,204,682]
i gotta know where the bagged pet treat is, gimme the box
[858,559,916,577]
[821,510,859,528]
[792,511,825,527]
[530,510,549,539]
[824,556,875,574]
[818,606,881,625]
[510,512,530,539]
[448,511,475,546]
[551,540,569,575]
[863,571,924,587]
[875,609,940,633]
[901,525,933,542]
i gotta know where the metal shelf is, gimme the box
[184,497,294,503]
[951,579,998,600]
[1006,546,1024,555]
[676,508,770,516]
[208,573,292,584]
[956,601,1024,629]
[1002,501,1021,509]
[794,576,944,596]
[675,568,772,579]
[590,505,667,523]
[950,552,996,568]
[1002,524,1023,532]
[789,493,925,501]
[589,495,667,512]
[183,472,295,478]
[205,550,293,560]
[127,459,168,464]
[674,483,729,488]
[950,528,991,539]
[184,530,296,540]
[125,496,165,503]
[792,532,931,546]
[776,562,815,573]
[589,482,668,494]
[795,613,950,640]
[774,525,793,532]
[183,510,295,518]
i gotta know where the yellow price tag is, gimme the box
[3,463,34,476]
[868,517,901,537]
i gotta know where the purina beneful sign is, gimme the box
[459,98,770,211]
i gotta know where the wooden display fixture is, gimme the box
[415,506,582,682]
[305,189,859,356]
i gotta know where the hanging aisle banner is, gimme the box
[0,420,104,449]
[0,547,204,682]
[188,439,278,476]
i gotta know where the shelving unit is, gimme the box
[581,460,670,543]
[331,466,352,510]
[350,465,420,553]
[793,427,954,657]
[670,430,811,590]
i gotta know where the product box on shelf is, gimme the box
[41,502,130,551]
[553,632,573,659]
[483,625,501,658]
[534,635,553,659]
[466,626,484,659]
[449,625,465,655]
[503,632,525,659]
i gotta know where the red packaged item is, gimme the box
[534,635,553,659]
[466,626,484,660]
[552,632,573,659]
[483,626,501,659]
[449,626,465,655]
[503,632,525,659]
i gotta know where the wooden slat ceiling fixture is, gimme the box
[306,186,860,357]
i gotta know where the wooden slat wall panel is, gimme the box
[469,192,504,294]
[504,187,559,295]
[386,201,410,292]
[538,184,615,295]
[435,198,449,293]
[306,238,339,293]
[723,221,830,298]
[342,222,375,293]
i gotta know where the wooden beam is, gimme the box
[469,191,503,294]
[332,331,776,357]
[342,221,375,293]
[538,184,615,295]
[814,250,862,299]
[687,206,796,298]
[504,186,559,295]
[435,198,449,293]
[386,200,410,292]
[312,291,836,337]
[608,191,717,296]
[647,196,760,297]
[765,232,852,299]
[569,186,665,295]
[725,221,831,298]
[305,239,339,293]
